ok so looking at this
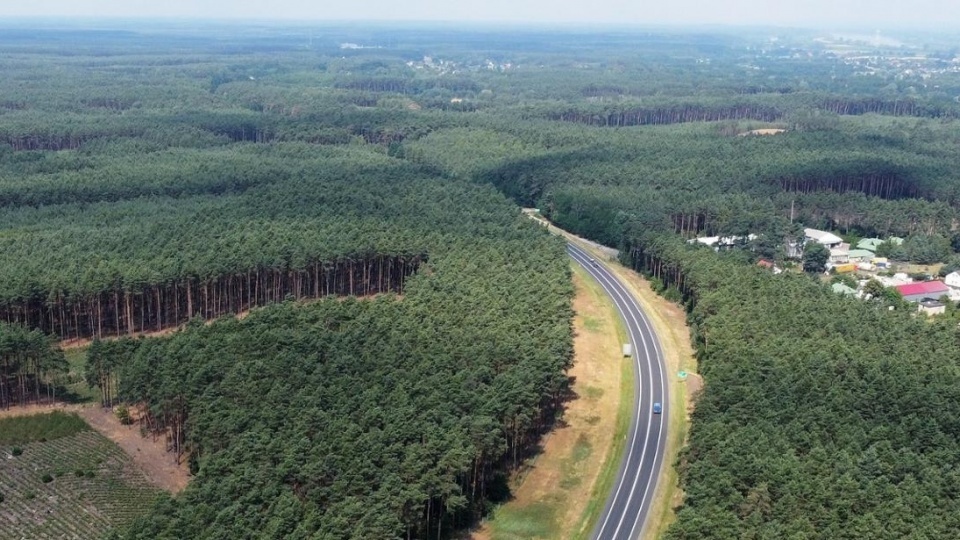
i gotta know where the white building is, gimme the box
[804,228,844,249]
[945,271,960,289]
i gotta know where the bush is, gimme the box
[115,405,133,425]
[41,473,53,483]
[75,469,85,477]
[11,447,22,456]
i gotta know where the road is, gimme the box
[566,242,668,540]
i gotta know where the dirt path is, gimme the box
[0,402,189,494]
[78,406,190,494]
[474,268,623,539]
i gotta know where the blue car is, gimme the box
[652,402,662,414]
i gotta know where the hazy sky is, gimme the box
[1,0,958,28]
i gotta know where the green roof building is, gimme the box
[857,238,884,252]
[847,249,875,261]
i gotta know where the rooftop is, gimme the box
[896,281,950,297]
[805,228,843,245]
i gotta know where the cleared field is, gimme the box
[0,415,161,539]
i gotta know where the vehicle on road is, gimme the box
[652,402,662,414]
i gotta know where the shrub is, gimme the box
[41,473,53,483]
[11,447,22,456]
[115,405,133,426]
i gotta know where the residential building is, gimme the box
[804,228,843,249]
[918,299,946,316]
[896,281,950,302]
[857,238,884,252]
[847,249,875,262]
[829,248,850,264]
[945,271,960,289]
[832,283,857,296]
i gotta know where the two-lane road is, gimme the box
[567,243,668,540]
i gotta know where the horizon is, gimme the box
[0,16,954,34]
[2,1,960,30]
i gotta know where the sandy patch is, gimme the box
[0,402,82,419]
[740,128,786,136]
[78,405,190,494]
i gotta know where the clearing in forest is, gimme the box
[0,411,162,539]
[740,128,787,136]
[475,267,623,539]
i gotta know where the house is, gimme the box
[857,238,884,252]
[872,257,889,269]
[829,248,850,264]
[918,299,946,316]
[847,249,875,263]
[832,283,857,296]
[691,234,757,250]
[945,271,960,289]
[896,281,950,302]
[757,259,783,274]
[804,228,843,249]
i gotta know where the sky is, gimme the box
[1,0,959,28]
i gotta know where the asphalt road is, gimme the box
[567,242,668,540]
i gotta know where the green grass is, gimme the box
[0,426,162,538]
[0,411,90,445]
[581,385,605,399]
[63,347,97,403]
[582,316,602,332]
[488,500,560,539]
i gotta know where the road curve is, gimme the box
[566,243,668,540]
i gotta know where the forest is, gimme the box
[3,20,960,538]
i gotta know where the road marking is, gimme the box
[567,245,668,540]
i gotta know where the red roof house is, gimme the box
[896,281,950,301]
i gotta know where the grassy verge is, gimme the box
[0,410,91,445]
[569,264,634,540]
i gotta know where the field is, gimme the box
[0,413,161,539]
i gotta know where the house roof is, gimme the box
[757,259,774,268]
[832,283,857,295]
[805,228,843,245]
[856,238,883,251]
[896,281,950,297]
[847,249,875,259]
